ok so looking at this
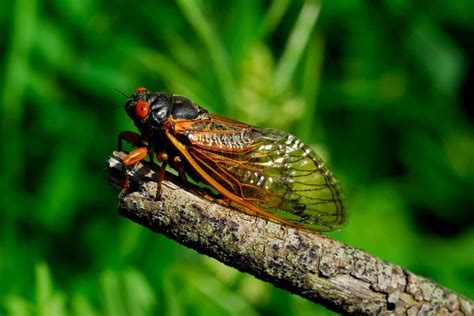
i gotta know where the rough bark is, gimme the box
[108,151,473,315]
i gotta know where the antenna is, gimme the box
[114,88,129,98]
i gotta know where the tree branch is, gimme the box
[108,151,472,315]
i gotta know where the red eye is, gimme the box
[135,101,149,119]
[135,87,147,93]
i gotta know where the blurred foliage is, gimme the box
[1,0,473,315]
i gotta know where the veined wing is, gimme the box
[173,115,346,232]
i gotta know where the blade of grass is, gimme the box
[181,268,259,316]
[122,269,157,316]
[3,295,33,316]
[275,0,321,90]
[223,1,260,64]
[162,275,185,316]
[35,263,55,316]
[0,0,38,298]
[0,0,37,208]
[297,34,325,141]
[176,0,236,106]
[100,270,127,316]
[259,0,291,39]
[135,48,213,107]
[71,294,98,316]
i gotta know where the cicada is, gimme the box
[118,87,346,232]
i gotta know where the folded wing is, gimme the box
[174,115,346,231]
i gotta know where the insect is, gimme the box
[118,87,346,232]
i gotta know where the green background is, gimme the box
[1,0,473,315]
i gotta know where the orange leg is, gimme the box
[123,147,148,167]
[119,147,149,199]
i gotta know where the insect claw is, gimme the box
[117,162,132,202]
[117,187,129,202]
[154,158,167,201]
[154,182,163,200]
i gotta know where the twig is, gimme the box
[108,151,473,315]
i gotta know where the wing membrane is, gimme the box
[174,115,346,231]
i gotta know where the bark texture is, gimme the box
[108,151,473,315]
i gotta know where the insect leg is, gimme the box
[171,155,220,201]
[172,156,188,182]
[118,131,143,151]
[148,150,155,163]
[123,147,149,166]
[155,152,169,200]
[118,147,149,200]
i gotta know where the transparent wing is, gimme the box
[175,115,346,232]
